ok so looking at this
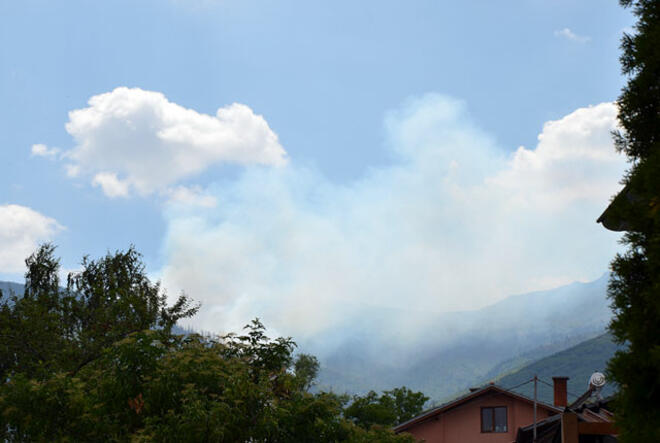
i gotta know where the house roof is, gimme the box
[597,160,659,232]
[394,384,562,433]
[516,414,562,443]
[515,392,617,443]
[597,183,636,231]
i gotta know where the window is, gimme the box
[481,407,507,433]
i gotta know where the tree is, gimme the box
[293,353,320,391]
[0,244,68,380]
[0,245,417,442]
[598,1,660,441]
[344,387,428,429]
[0,244,198,381]
[385,387,430,425]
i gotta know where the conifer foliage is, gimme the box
[604,1,660,441]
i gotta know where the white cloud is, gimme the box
[65,164,80,178]
[554,28,591,43]
[159,94,627,343]
[490,103,621,210]
[165,186,217,208]
[31,143,60,158]
[0,205,63,273]
[92,172,130,198]
[57,87,287,197]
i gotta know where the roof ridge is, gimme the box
[394,383,561,432]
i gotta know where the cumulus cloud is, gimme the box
[0,205,63,274]
[490,103,621,209]
[31,143,60,158]
[92,172,130,198]
[56,87,287,198]
[165,186,218,208]
[554,28,591,43]
[159,94,627,344]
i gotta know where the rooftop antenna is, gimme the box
[588,372,606,400]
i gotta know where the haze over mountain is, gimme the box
[494,332,621,405]
[1,273,613,403]
[307,274,612,401]
[0,281,23,297]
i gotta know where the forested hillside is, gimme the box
[3,275,614,403]
[494,333,623,404]
[314,275,612,401]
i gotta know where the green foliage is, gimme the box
[294,353,320,391]
[604,1,660,441]
[344,387,428,429]
[0,245,418,442]
[0,244,198,382]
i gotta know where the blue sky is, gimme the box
[0,1,633,336]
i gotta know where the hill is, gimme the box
[0,281,24,297]
[493,333,623,404]
[311,274,613,401]
[3,276,616,404]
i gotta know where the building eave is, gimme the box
[394,384,561,433]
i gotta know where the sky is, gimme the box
[0,1,634,339]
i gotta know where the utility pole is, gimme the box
[533,374,538,442]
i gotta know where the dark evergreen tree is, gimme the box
[599,1,660,441]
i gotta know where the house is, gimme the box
[394,379,566,442]
[597,160,658,233]
[516,382,618,443]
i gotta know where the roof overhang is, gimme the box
[394,385,562,433]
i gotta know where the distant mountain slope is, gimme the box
[313,274,613,401]
[494,333,623,404]
[0,281,24,297]
[3,277,617,404]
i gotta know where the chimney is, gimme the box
[552,376,569,407]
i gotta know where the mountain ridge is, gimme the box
[311,274,612,401]
[2,274,615,403]
[493,332,622,404]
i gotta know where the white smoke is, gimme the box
[159,94,626,345]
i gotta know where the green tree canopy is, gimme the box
[600,1,660,441]
[344,387,429,429]
[0,245,417,442]
[0,244,198,382]
[293,353,321,391]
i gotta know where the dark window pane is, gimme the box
[494,407,507,432]
[482,408,493,432]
